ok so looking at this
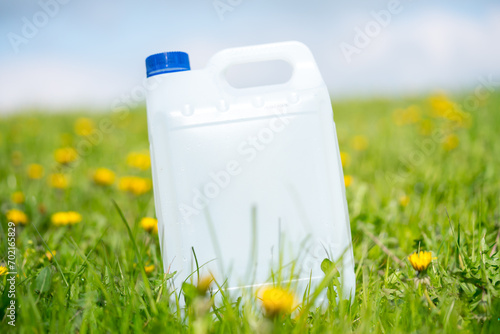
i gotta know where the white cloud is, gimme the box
[328,8,500,95]
[0,58,139,112]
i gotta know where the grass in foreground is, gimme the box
[1,92,500,333]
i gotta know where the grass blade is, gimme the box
[112,199,158,316]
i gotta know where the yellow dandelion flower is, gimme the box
[399,195,410,207]
[11,191,25,204]
[54,147,78,164]
[442,134,459,151]
[130,178,152,195]
[393,105,421,126]
[259,286,295,317]
[197,274,214,294]
[74,117,95,136]
[126,152,151,170]
[344,175,353,188]
[340,151,351,168]
[119,176,152,195]
[351,135,368,151]
[408,251,433,272]
[51,212,69,226]
[51,211,82,226]
[430,94,471,126]
[66,211,82,225]
[429,94,455,118]
[140,217,158,234]
[45,250,57,261]
[93,168,116,186]
[0,266,8,276]
[27,163,44,179]
[6,209,28,225]
[118,176,132,191]
[144,264,155,275]
[49,173,69,189]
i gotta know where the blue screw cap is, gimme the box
[146,51,190,77]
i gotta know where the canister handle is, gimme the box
[206,41,324,93]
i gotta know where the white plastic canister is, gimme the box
[145,41,355,299]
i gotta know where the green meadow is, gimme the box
[1,91,499,333]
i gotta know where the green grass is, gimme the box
[1,92,500,333]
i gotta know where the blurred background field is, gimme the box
[1,91,499,332]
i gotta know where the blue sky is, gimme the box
[1,0,499,112]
